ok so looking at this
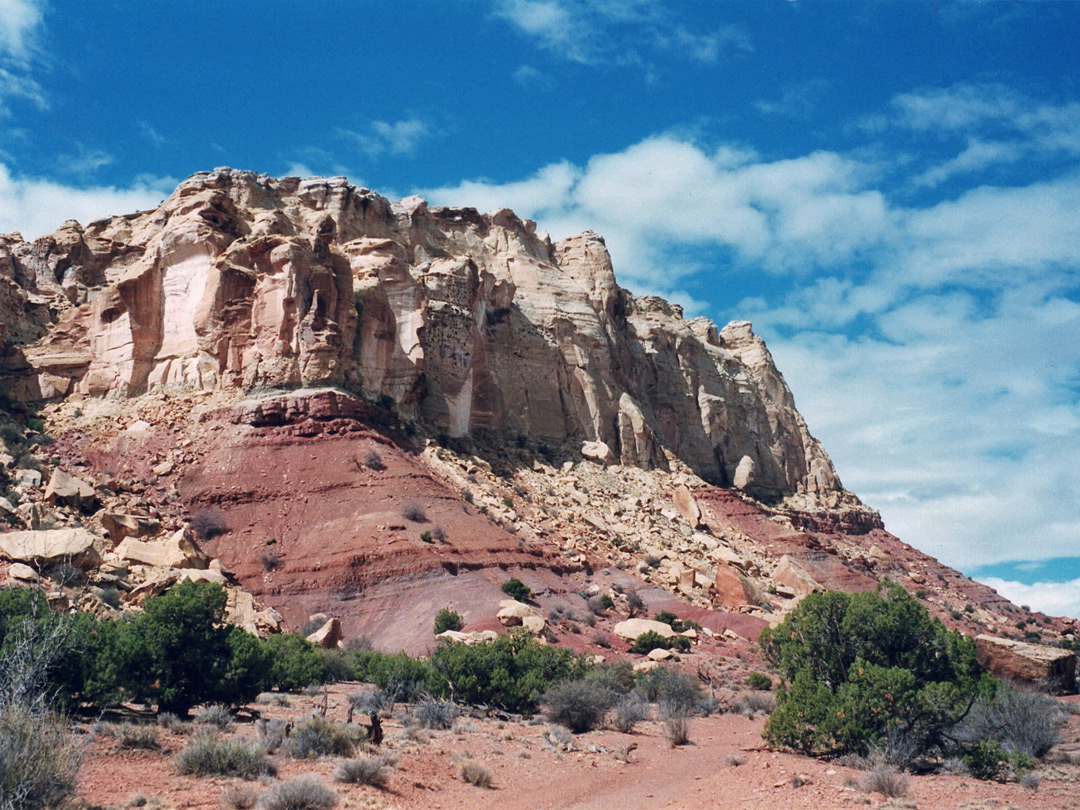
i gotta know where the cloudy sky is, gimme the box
[2,1,1078,613]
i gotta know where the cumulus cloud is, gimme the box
[0,163,176,239]
[339,118,429,158]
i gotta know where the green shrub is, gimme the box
[760,584,992,760]
[629,630,670,655]
[351,650,431,703]
[745,672,773,691]
[427,630,589,714]
[174,729,274,778]
[262,633,326,691]
[501,578,530,602]
[434,608,463,634]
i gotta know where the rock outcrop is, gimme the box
[1,169,861,506]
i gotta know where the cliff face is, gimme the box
[3,168,852,506]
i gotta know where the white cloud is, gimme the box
[977,577,1080,620]
[512,64,554,91]
[0,163,176,239]
[55,145,113,176]
[339,118,429,158]
[138,120,165,146]
[912,137,1023,187]
[0,0,42,63]
[490,0,749,66]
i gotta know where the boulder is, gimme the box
[13,469,41,488]
[497,599,542,627]
[306,617,344,649]
[632,660,661,673]
[0,527,102,568]
[613,618,676,641]
[580,440,615,465]
[521,615,547,635]
[975,635,1078,695]
[7,562,39,581]
[772,555,820,597]
[714,561,755,609]
[43,469,96,508]
[732,455,756,490]
[114,530,209,569]
[100,512,161,543]
[436,629,500,645]
[672,485,703,527]
[647,647,673,661]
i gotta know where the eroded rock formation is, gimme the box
[3,169,858,505]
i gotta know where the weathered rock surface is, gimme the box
[43,469,96,508]
[2,168,862,505]
[975,635,1078,695]
[0,527,102,568]
[613,618,676,640]
[306,617,344,649]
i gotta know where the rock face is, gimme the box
[2,169,859,505]
[975,635,1078,695]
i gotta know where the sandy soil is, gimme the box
[75,684,1080,810]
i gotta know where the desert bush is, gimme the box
[629,630,670,655]
[190,507,228,541]
[413,697,459,730]
[745,672,772,691]
[174,729,274,778]
[611,692,650,732]
[0,702,83,810]
[543,678,613,733]
[333,754,395,786]
[220,785,258,810]
[501,578,530,602]
[734,691,776,716]
[259,551,281,571]
[195,704,233,729]
[401,500,426,522]
[656,670,702,746]
[284,716,358,759]
[949,681,1063,760]
[256,776,336,810]
[157,712,192,733]
[433,608,464,635]
[760,583,991,759]
[625,591,644,617]
[431,525,447,541]
[457,759,492,788]
[348,687,391,715]
[861,764,908,798]
[363,448,385,471]
[115,722,159,749]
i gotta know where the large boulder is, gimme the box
[672,485,703,528]
[43,469,96,509]
[975,635,1078,695]
[113,529,209,569]
[0,528,102,569]
[436,629,500,645]
[714,561,754,609]
[100,512,161,543]
[613,618,676,641]
[496,599,542,627]
[772,555,821,597]
[306,617,344,649]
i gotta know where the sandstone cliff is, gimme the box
[3,168,853,506]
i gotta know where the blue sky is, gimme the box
[2,1,1079,613]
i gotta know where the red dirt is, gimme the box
[76,683,1080,810]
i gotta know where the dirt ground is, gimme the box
[74,683,1080,810]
